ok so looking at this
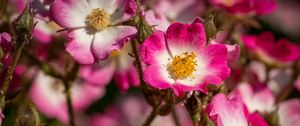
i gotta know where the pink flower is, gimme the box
[231,83,275,113]
[278,99,300,126]
[209,0,276,16]
[144,10,170,31]
[81,43,139,92]
[50,0,137,64]
[30,70,106,123]
[206,93,269,126]
[146,0,205,22]
[241,32,300,66]
[140,19,230,96]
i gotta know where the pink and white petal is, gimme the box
[143,62,174,90]
[80,62,115,86]
[50,0,91,28]
[206,94,248,126]
[88,0,118,14]
[144,10,170,31]
[33,20,54,44]
[278,99,300,126]
[66,29,95,65]
[232,83,275,113]
[166,22,206,53]
[72,82,106,110]
[201,44,230,84]
[140,31,168,65]
[91,26,137,60]
[30,72,68,122]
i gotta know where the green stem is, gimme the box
[0,36,27,109]
[63,80,76,126]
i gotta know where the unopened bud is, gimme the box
[12,4,35,48]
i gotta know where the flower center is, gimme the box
[86,8,111,31]
[168,52,198,80]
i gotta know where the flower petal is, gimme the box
[66,29,96,64]
[50,0,91,28]
[92,26,137,60]
[166,21,206,54]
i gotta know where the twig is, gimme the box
[172,109,181,126]
[143,106,159,126]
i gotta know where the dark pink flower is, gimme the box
[241,32,300,65]
[209,0,276,16]
[140,19,230,96]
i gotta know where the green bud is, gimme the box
[12,4,35,48]
[204,14,218,41]
[136,16,153,43]
[15,102,40,126]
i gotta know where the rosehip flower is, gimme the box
[209,0,277,16]
[30,71,105,123]
[206,94,269,126]
[278,99,300,126]
[50,0,137,64]
[140,19,230,95]
[81,43,139,92]
[241,32,300,66]
[231,83,275,113]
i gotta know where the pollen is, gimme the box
[168,52,198,80]
[86,8,111,31]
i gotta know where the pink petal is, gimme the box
[278,99,300,126]
[91,26,137,60]
[50,0,91,28]
[166,21,206,51]
[66,29,95,65]
[206,94,248,126]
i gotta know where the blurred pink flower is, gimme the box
[144,10,170,31]
[231,83,275,113]
[295,76,300,92]
[90,96,192,126]
[209,0,276,16]
[241,32,300,66]
[146,0,205,22]
[81,43,139,92]
[140,19,230,96]
[50,0,137,64]
[30,71,106,123]
[206,93,269,126]
[278,99,300,126]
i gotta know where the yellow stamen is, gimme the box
[168,52,198,80]
[86,8,110,31]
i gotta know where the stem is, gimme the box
[63,80,76,126]
[276,63,299,103]
[0,36,27,109]
[131,39,144,85]
[172,109,180,126]
[143,106,159,126]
